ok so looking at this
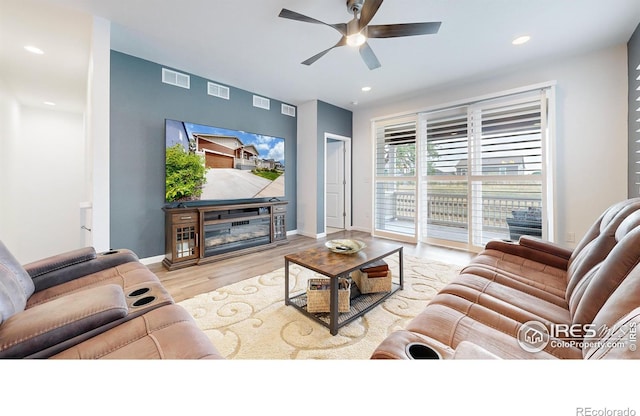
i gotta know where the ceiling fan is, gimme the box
[278,0,441,70]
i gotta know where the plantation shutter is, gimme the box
[419,108,470,244]
[468,91,547,246]
[418,89,552,249]
[633,64,640,197]
[373,116,418,241]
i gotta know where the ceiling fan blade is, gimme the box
[278,9,346,35]
[301,37,347,66]
[358,0,384,29]
[359,42,381,70]
[367,22,441,38]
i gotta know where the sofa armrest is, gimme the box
[518,235,573,260]
[0,284,128,358]
[484,237,572,270]
[23,247,97,277]
[452,341,500,359]
[24,248,139,292]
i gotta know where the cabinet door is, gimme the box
[272,204,287,241]
[173,223,199,260]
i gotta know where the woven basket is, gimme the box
[306,278,350,313]
[351,270,392,294]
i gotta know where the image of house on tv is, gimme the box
[194,133,283,172]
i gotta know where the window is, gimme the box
[420,107,469,244]
[633,64,640,197]
[373,86,555,251]
[373,116,418,242]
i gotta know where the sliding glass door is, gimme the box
[421,90,550,250]
[373,87,554,251]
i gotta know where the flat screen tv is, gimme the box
[165,119,285,204]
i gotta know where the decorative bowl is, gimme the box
[325,239,366,254]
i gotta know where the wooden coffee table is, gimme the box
[284,240,403,335]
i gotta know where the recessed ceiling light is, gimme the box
[512,36,531,45]
[43,101,56,106]
[361,86,372,92]
[24,45,44,55]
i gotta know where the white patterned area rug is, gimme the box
[178,254,461,359]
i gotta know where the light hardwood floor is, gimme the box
[150,230,476,303]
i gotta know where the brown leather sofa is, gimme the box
[371,198,640,359]
[0,241,222,359]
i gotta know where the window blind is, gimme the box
[634,64,640,196]
[374,117,418,241]
[468,93,545,247]
[417,90,550,249]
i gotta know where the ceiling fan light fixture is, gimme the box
[278,0,442,70]
[347,32,367,47]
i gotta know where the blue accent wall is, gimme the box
[110,51,297,258]
[316,100,353,234]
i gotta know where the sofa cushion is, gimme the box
[0,284,128,358]
[0,240,35,323]
[565,199,640,303]
[51,304,223,359]
[568,211,640,323]
[404,294,582,359]
[585,307,640,359]
[26,261,162,308]
[440,274,571,325]
[466,252,567,297]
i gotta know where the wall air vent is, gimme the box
[162,68,190,89]
[208,82,230,100]
[253,95,270,110]
[281,103,296,117]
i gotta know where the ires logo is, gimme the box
[517,321,637,353]
[517,321,549,353]
[549,323,598,339]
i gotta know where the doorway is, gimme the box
[325,133,351,234]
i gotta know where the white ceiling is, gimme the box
[2,0,640,113]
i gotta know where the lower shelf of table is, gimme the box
[287,282,401,330]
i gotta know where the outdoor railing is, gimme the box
[391,191,541,230]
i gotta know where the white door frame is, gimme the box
[324,133,352,233]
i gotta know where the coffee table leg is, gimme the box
[399,247,404,290]
[284,259,290,305]
[330,275,338,335]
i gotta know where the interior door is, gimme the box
[326,139,345,229]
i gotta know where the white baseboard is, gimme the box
[296,230,326,239]
[140,254,164,265]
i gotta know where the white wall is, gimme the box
[296,100,319,237]
[0,79,22,240]
[352,45,629,247]
[1,105,85,263]
[85,16,111,252]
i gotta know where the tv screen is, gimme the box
[165,119,285,203]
